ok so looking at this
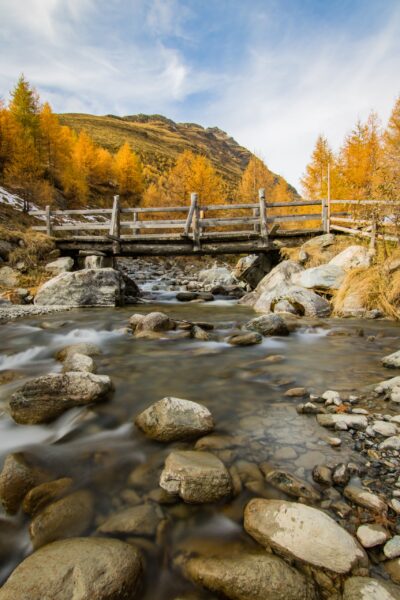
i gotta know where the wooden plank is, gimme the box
[330,224,398,242]
[266,200,323,208]
[199,217,258,227]
[267,213,322,222]
[29,208,113,216]
[201,203,258,211]
[184,193,197,236]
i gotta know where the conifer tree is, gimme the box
[238,156,276,203]
[113,142,143,200]
[382,96,400,199]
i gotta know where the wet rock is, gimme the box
[329,245,372,271]
[332,463,350,486]
[343,485,387,513]
[322,390,341,403]
[385,558,400,585]
[191,325,212,341]
[0,537,142,600]
[244,498,367,574]
[317,414,368,430]
[29,490,94,549]
[263,469,321,501]
[245,314,289,336]
[385,536,400,559]
[382,437,400,450]
[292,263,345,290]
[312,465,332,486]
[35,268,136,307]
[177,291,199,301]
[23,477,73,516]
[284,387,307,397]
[174,540,317,600]
[227,332,262,346]
[296,402,324,414]
[0,453,45,514]
[10,372,113,424]
[343,576,400,599]
[135,311,175,334]
[135,397,214,442]
[97,502,165,537]
[383,351,400,369]
[45,256,74,275]
[83,255,107,269]
[56,342,102,361]
[62,352,96,373]
[159,450,232,503]
[356,524,389,548]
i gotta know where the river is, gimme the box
[0,286,399,597]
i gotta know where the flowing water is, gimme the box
[0,290,400,597]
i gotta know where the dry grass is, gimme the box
[8,231,55,269]
[333,263,400,320]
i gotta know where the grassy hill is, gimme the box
[59,113,298,198]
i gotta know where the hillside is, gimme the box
[59,113,298,198]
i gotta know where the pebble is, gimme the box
[384,536,400,559]
[356,524,389,548]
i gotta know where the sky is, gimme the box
[1,0,399,190]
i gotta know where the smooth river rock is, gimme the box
[383,350,400,369]
[316,413,368,430]
[0,537,143,600]
[29,490,94,549]
[175,540,317,600]
[292,263,345,290]
[9,372,113,424]
[343,576,400,599]
[45,256,74,275]
[160,450,232,503]
[245,314,289,336]
[263,469,321,501]
[135,397,214,442]
[97,502,165,537]
[62,352,96,373]
[244,498,367,574]
[0,453,45,514]
[343,485,387,513]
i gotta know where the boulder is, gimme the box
[135,311,175,335]
[227,332,262,346]
[135,397,214,442]
[343,576,400,599]
[329,245,371,270]
[301,233,336,252]
[244,499,367,574]
[174,540,317,600]
[83,255,106,269]
[240,260,303,308]
[0,266,19,288]
[371,420,398,437]
[45,257,74,275]
[97,503,164,537]
[29,490,94,549]
[316,414,368,430]
[35,268,138,307]
[62,352,96,373]
[233,253,277,289]
[292,264,345,290]
[160,450,232,503]
[10,372,113,424]
[56,342,102,361]
[198,266,234,286]
[0,453,45,514]
[383,350,400,369]
[0,537,142,600]
[245,314,289,336]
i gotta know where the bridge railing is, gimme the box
[28,190,399,247]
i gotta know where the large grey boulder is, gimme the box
[0,537,143,600]
[292,264,345,290]
[10,372,113,424]
[344,576,400,599]
[240,260,303,307]
[174,540,317,600]
[330,245,371,270]
[135,397,214,442]
[160,450,232,503]
[244,499,367,574]
[45,257,74,275]
[35,268,137,307]
[198,266,234,286]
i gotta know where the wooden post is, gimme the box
[322,198,328,233]
[191,192,200,250]
[253,206,260,233]
[327,164,331,233]
[110,195,120,254]
[184,192,197,237]
[258,188,268,241]
[45,205,52,236]
[132,211,139,236]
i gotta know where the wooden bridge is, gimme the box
[29,190,399,257]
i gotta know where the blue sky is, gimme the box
[1,0,399,189]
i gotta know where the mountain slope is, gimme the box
[59,113,298,198]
